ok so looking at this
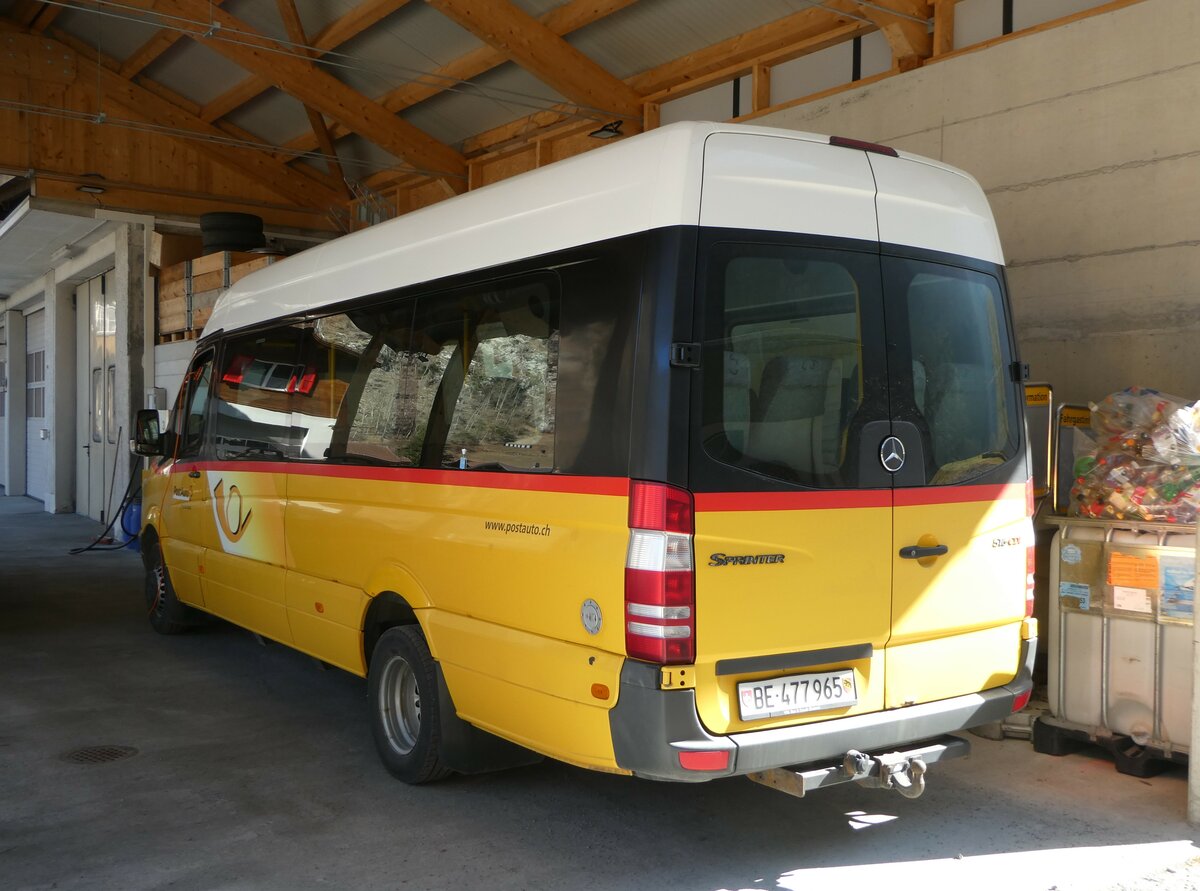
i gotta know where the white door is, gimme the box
[24,309,48,502]
[75,271,119,522]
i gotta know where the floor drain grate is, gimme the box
[60,745,139,765]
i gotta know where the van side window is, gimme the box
[421,280,558,471]
[311,305,427,465]
[702,244,871,488]
[178,354,214,458]
[314,276,559,472]
[212,327,305,460]
[885,260,1018,485]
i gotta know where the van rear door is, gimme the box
[868,154,1030,709]
[881,254,1028,709]
[687,134,1027,737]
[688,235,895,736]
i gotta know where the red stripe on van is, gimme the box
[893,483,1026,507]
[170,460,628,497]
[694,490,892,512]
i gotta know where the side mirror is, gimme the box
[132,408,164,457]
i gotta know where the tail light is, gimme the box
[1025,544,1036,618]
[1024,478,1036,618]
[625,481,695,664]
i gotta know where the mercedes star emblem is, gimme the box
[880,436,906,473]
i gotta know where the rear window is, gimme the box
[700,244,880,488]
[884,259,1019,485]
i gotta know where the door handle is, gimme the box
[188,470,201,479]
[899,544,948,559]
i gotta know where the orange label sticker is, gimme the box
[1107,553,1159,589]
[1025,385,1051,406]
[1060,407,1091,428]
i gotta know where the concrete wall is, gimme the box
[757,0,1199,406]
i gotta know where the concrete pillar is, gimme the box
[114,223,146,502]
[3,309,26,496]
[44,277,76,513]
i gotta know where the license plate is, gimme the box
[737,669,858,721]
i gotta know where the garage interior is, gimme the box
[2,0,1199,888]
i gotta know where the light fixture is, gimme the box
[77,184,105,194]
[588,120,624,140]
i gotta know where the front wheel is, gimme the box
[144,544,202,635]
[368,625,451,784]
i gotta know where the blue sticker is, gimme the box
[1061,544,1083,566]
[1160,557,1195,620]
[1059,581,1091,610]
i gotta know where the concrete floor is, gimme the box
[2,494,1200,891]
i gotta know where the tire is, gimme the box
[368,625,452,784]
[144,544,201,635]
[201,228,265,253]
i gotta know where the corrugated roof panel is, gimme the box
[139,40,259,108]
[224,0,289,43]
[53,5,164,64]
[510,0,575,18]
[223,89,314,147]
[325,3,485,102]
[332,133,403,182]
[402,62,567,149]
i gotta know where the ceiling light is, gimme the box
[77,184,105,194]
[588,121,624,140]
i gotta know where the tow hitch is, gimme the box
[746,735,969,800]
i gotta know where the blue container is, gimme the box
[120,501,142,552]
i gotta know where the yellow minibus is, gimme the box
[136,122,1036,798]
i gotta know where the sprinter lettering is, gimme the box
[708,553,786,567]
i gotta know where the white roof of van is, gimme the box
[204,121,1002,337]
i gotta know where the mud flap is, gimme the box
[434,665,544,775]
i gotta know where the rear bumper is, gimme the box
[609,637,1036,782]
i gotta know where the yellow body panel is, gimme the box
[158,466,209,606]
[285,572,371,674]
[888,489,1028,708]
[425,609,624,768]
[692,500,891,734]
[144,456,1028,773]
[885,623,1021,707]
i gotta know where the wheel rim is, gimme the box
[378,653,421,755]
[148,562,167,618]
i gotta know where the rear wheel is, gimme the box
[368,625,451,783]
[144,544,201,635]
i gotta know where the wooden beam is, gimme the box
[34,176,336,231]
[281,0,636,157]
[31,24,345,210]
[119,0,229,79]
[200,0,408,124]
[628,3,865,96]
[10,1,41,27]
[460,16,870,157]
[643,21,869,105]
[751,64,771,113]
[137,0,467,190]
[273,0,351,195]
[426,0,643,121]
[29,4,64,33]
[932,0,956,57]
[851,0,931,71]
